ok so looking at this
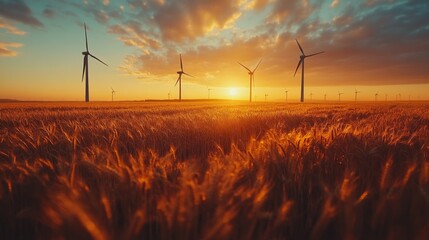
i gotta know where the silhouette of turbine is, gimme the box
[338,91,344,102]
[208,88,213,99]
[238,59,262,102]
[111,87,117,102]
[355,88,361,101]
[175,54,193,101]
[81,23,108,102]
[294,39,324,102]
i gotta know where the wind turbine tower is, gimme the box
[238,59,262,102]
[338,92,343,102]
[111,87,116,102]
[285,90,288,102]
[208,88,213,99]
[294,39,324,102]
[81,23,108,102]
[175,54,193,101]
[355,88,361,101]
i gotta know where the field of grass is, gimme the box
[0,101,428,239]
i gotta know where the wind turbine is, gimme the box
[238,59,262,102]
[81,23,108,102]
[338,91,343,102]
[385,94,388,101]
[324,93,327,101]
[265,93,268,102]
[111,87,117,102]
[285,90,288,102]
[175,54,193,101]
[309,92,313,101]
[354,88,361,101]
[208,88,213,99]
[294,39,324,102]
[375,92,379,102]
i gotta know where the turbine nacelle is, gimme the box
[82,51,89,55]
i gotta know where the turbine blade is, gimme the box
[175,74,181,86]
[253,59,262,72]
[296,39,304,55]
[82,58,86,82]
[307,51,324,57]
[183,72,194,78]
[237,62,251,72]
[89,53,108,66]
[293,59,302,77]
[84,23,88,52]
[180,54,183,72]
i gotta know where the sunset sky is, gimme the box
[0,0,428,101]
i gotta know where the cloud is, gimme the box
[43,8,55,18]
[0,41,22,57]
[331,0,340,8]
[0,1,43,27]
[94,9,109,24]
[0,17,26,35]
[59,0,418,87]
[108,21,161,49]
[127,0,244,42]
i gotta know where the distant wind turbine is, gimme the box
[309,92,313,101]
[354,88,361,101]
[375,92,379,102]
[208,88,213,99]
[265,93,268,102]
[324,93,327,101]
[338,91,343,102]
[294,39,324,102]
[111,87,117,102]
[285,90,288,102]
[168,92,171,100]
[81,23,108,102]
[175,54,193,101]
[238,59,262,102]
[385,94,388,101]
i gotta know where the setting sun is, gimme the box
[228,87,238,97]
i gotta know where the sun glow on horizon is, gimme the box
[228,87,238,97]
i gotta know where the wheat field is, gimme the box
[0,101,428,239]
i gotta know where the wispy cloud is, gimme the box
[331,0,340,8]
[0,41,23,57]
[0,17,26,35]
[43,8,55,18]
